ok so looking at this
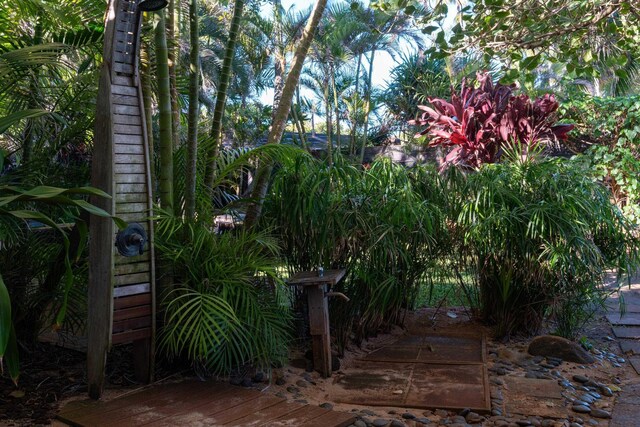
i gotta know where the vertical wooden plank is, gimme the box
[134,31,156,385]
[88,63,116,399]
[307,285,331,377]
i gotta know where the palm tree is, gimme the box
[204,0,246,193]
[154,10,174,213]
[185,0,200,219]
[244,0,329,229]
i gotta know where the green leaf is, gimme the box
[422,25,438,34]
[0,109,51,134]
[0,274,11,359]
[5,326,19,385]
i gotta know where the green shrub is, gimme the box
[155,214,291,375]
[263,155,447,350]
[561,95,640,226]
[456,149,638,338]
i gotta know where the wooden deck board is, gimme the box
[57,380,355,427]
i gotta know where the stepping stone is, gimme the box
[612,326,640,339]
[630,357,640,375]
[606,313,640,326]
[619,340,640,355]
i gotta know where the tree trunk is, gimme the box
[168,0,180,147]
[324,77,333,166]
[155,11,174,213]
[203,0,246,191]
[272,0,285,118]
[185,0,200,219]
[22,19,43,166]
[331,64,341,155]
[140,23,155,200]
[244,0,329,229]
[350,52,362,155]
[359,49,375,166]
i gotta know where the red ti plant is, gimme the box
[408,72,573,170]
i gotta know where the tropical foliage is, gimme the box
[410,72,574,169]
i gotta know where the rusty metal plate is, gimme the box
[503,377,565,418]
[365,346,421,362]
[407,363,487,411]
[332,361,412,407]
[333,361,489,412]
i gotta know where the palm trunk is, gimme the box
[291,105,307,149]
[155,11,174,213]
[168,0,180,148]
[204,0,246,191]
[23,19,43,166]
[140,23,156,200]
[359,49,375,166]
[324,79,333,166]
[331,64,341,155]
[350,53,362,155]
[185,0,200,219]
[244,0,328,229]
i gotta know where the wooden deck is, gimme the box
[56,380,356,426]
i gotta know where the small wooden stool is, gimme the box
[287,269,346,377]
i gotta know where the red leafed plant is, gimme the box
[409,72,574,169]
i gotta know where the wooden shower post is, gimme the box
[288,269,346,378]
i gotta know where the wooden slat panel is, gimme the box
[265,406,331,426]
[112,85,137,96]
[116,205,148,215]
[297,411,356,427]
[115,163,145,174]
[115,272,150,286]
[114,104,140,115]
[57,381,212,421]
[113,293,152,310]
[113,316,151,333]
[115,153,145,164]
[203,395,281,424]
[115,192,147,203]
[115,173,147,184]
[113,50,135,65]
[113,124,143,135]
[115,261,149,275]
[116,182,147,194]
[115,143,144,155]
[115,30,135,43]
[227,401,303,426]
[113,283,151,298]
[112,75,133,86]
[112,327,151,344]
[115,251,150,265]
[114,62,134,75]
[114,134,143,145]
[115,212,151,223]
[113,305,152,322]
[115,18,135,33]
[113,94,139,106]
[113,114,141,126]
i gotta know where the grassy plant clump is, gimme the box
[456,150,639,338]
[263,155,447,350]
[155,213,291,375]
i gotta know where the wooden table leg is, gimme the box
[307,285,332,377]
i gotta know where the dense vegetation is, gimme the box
[1,0,639,384]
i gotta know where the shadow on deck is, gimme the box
[55,380,355,426]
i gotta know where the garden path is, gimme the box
[605,272,640,426]
[330,326,491,413]
[54,380,356,426]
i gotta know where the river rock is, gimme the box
[572,404,591,413]
[590,409,611,419]
[528,336,595,364]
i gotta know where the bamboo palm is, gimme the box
[167,0,180,147]
[154,11,174,213]
[185,0,200,219]
[204,0,246,192]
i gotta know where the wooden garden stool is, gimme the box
[287,269,347,378]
